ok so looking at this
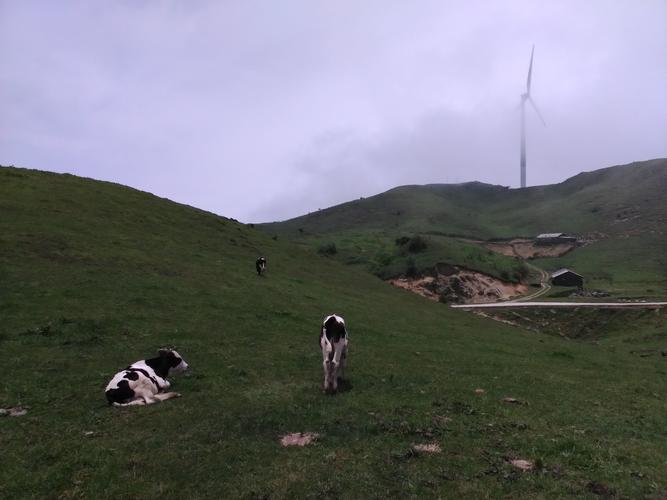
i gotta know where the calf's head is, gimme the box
[158,348,189,375]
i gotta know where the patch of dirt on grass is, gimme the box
[412,443,442,454]
[509,459,534,471]
[0,406,28,417]
[388,267,528,304]
[280,432,320,447]
[502,397,528,405]
[486,239,575,259]
[586,480,616,497]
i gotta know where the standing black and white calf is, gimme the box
[105,349,189,406]
[256,257,267,276]
[319,314,349,394]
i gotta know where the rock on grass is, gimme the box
[509,459,534,471]
[0,406,28,417]
[502,397,528,405]
[280,432,320,447]
[412,443,442,454]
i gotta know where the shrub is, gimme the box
[376,252,394,266]
[395,235,428,252]
[407,236,428,253]
[405,257,418,277]
[512,264,530,282]
[318,243,337,256]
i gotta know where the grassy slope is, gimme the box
[262,159,667,295]
[262,182,530,281]
[486,308,667,352]
[536,235,667,297]
[264,159,667,238]
[281,229,529,282]
[1,167,666,498]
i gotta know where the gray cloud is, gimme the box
[2,1,666,222]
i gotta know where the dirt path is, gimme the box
[514,263,552,302]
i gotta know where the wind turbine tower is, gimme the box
[519,45,546,188]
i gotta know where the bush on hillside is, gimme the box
[318,242,337,256]
[512,264,530,282]
[376,252,394,267]
[407,236,428,253]
[405,257,418,277]
[395,235,428,253]
[500,264,531,283]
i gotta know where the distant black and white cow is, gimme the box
[256,257,267,276]
[319,314,349,394]
[105,349,189,406]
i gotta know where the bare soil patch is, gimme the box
[388,267,528,304]
[412,443,442,454]
[502,397,528,405]
[485,239,575,259]
[0,406,28,417]
[509,459,534,471]
[280,432,320,447]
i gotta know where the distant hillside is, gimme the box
[262,159,667,296]
[1,166,666,498]
[263,159,667,238]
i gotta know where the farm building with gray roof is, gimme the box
[551,268,584,288]
[535,233,578,245]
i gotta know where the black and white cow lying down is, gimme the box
[105,349,189,406]
[319,314,349,394]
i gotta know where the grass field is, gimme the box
[534,235,667,299]
[1,167,666,498]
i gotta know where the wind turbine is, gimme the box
[519,45,546,188]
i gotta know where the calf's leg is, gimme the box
[153,392,182,402]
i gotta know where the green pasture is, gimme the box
[1,167,666,498]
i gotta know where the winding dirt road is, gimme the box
[514,263,552,302]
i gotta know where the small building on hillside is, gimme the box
[535,233,577,246]
[551,268,584,288]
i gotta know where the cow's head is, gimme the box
[158,348,189,375]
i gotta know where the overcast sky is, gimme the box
[2,1,666,222]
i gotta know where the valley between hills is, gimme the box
[262,158,667,303]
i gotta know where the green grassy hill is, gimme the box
[262,159,667,296]
[263,159,667,238]
[1,167,666,498]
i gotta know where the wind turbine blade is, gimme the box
[528,96,546,126]
[526,45,535,94]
